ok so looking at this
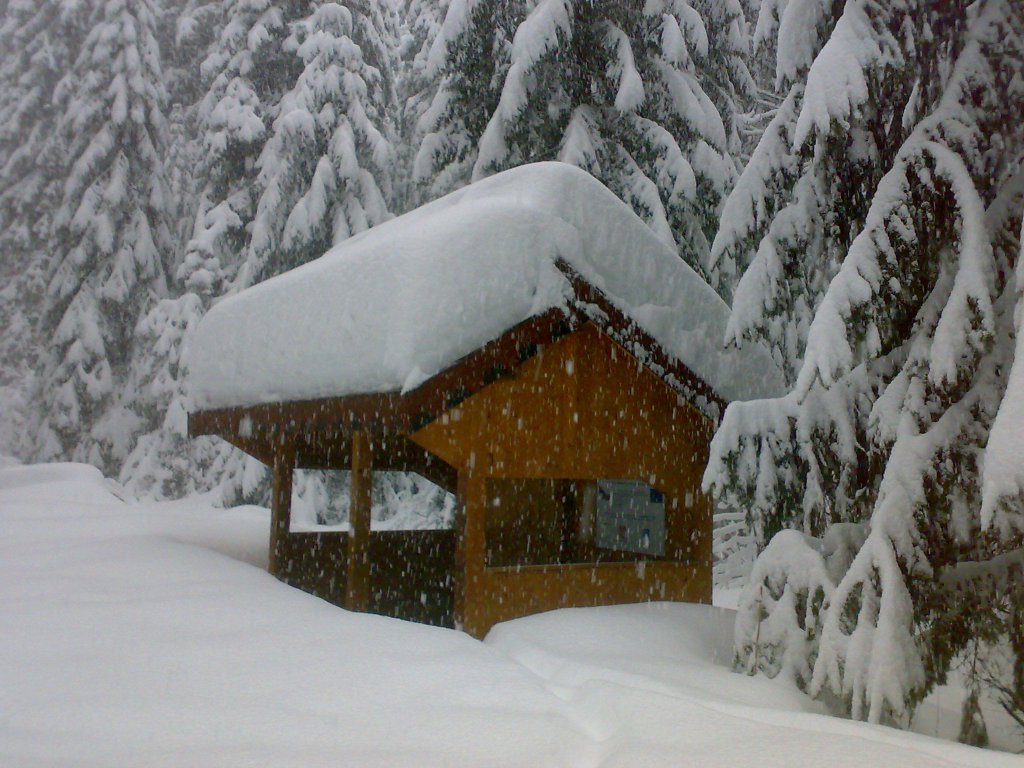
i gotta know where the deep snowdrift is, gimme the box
[1,462,1016,767]
[191,162,784,410]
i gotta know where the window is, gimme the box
[595,480,666,557]
[289,469,456,532]
[484,478,667,567]
[291,468,350,529]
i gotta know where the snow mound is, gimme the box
[191,163,784,410]
[0,461,126,505]
[3,470,1019,765]
[0,461,105,492]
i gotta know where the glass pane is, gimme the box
[595,480,666,557]
[486,478,567,567]
[291,469,349,529]
[485,477,668,566]
[290,470,456,532]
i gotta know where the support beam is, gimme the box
[346,430,372,612]
[453,471,468,630]
[454,468,487,636]
[269,442,295,577]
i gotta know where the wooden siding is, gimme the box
[413,322,714,638]
[476,560,710,634]
[277,530,456,627]
[346,431,373,612]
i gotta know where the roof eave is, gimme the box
[188,263,725,464]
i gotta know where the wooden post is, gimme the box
[454,468,487,637]
[453,471,468,630]
[346,430,372,612]
[558,480,577,564]
[269,442,295,578]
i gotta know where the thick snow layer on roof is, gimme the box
[191,162,784,410]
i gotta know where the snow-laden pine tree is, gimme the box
[705,0,1024,727]
[119,288,269,503]
[183,0,302,298]
[695,0,760,161]
[0,1,83,244]
[124,1,404,502]
[31,0,172,474]
[419,0,757,280]
[0,0,87,455]
[117,103,249,501]
[236,2,455,520]
[120,0,303,500]
[410,0,525,205]
[238,0,399,287]
[117,0,279,501]
[709,0,855,354]
[394,0,450,212]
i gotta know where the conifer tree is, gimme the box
[411,0,524,204]
[0,0,87,454]
[394,0,450,211]
[183,0,303,298]
[125,1,403,501]
[32,0,172,474]
[706,0,1024,726]
[238,0,399,287]
[118,0,276,501]
[419,0,754,281]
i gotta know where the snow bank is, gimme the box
[2,463,1019,765]
[0,465,585,768]
[0,460,125,504]
[0,460,105,491]
[191,163,784,410]
[486,604,1023,766]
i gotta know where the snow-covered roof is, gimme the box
[191,163,784,411]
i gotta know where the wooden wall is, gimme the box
[485,477,566,567]
[278,531,348,604]
[369,530,455,627]
[276,530,456,627]
[412,322,714,638]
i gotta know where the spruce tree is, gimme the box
[411,0,524,205]
[706,0,1024,726]
[184,0,303,297]
[120,0,303,500]
[125,1,403,502]
[239,0,399,287]
[394,0,450,212]
[32,0,172,474]
[468,0,754,281]
[119,0,274,501]
[0,0,87,455]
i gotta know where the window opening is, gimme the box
[485,477,667,567]
[290,469,456,532]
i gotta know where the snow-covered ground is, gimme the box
[1,462,1019,767]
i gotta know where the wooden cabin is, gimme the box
[187,163,781,638]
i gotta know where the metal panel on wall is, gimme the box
[595,480,666,556]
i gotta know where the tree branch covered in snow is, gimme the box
[31,0,172,474]
[420,0,758,284]
[708,0,1024,728]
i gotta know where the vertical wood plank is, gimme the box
[346,430,372,612]
[269,441,295,578]
[457,469,488,637]
[452,470,469,630]
[558,480,577,564]
[409,323,718,632]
